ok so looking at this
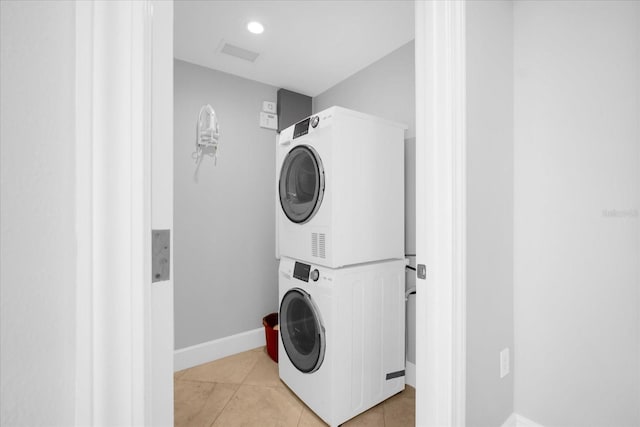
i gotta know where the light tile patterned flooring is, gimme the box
[174,346,415,427]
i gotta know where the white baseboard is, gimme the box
[501,413,545,427]
[174,327,264,372]
[405,361,416,388]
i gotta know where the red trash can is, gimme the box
[262,313,279,363]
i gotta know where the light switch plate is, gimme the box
[263,101,277,114]
[260,112,278,130]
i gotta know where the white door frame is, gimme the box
[415,1,467,426]
[75,0,466,425]
[74,1,173,425]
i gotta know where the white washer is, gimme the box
[276,106,406,268]
[278,256,405,427]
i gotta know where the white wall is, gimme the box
[465,2,515,425]
[174,60,279,349]
[0,1,76,425]
[514,1,640,425]
[313,41,417,363]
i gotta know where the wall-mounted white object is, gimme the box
[260,112,278,130]
[193,104,220,165]
[263,101,277,114]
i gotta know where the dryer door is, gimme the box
[279,288,326,373]
[279,145,325,224]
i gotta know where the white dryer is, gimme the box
[276,106,406,268]
[278,256,405,427]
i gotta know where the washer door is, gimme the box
[279,145,325,224]
[279,288,326,373]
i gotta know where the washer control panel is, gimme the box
[292,262,322,283]
[293,261,311,282]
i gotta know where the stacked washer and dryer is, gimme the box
[275,106,407,427]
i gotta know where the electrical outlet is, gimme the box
[500,348,510,378]
[263,101,277,114]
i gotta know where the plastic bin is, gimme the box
[262,313,279,363]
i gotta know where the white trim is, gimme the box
[74,1,154,425]
[405,361,416,388]
[415,1,467,426]
[74,1,94,424]
[148,2,174,425]
[174,328,265,372]
[501,413,545,427]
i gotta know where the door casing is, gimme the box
[74,1,467,426]
[74,1,174,425]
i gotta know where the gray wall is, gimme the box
[313,41,416,140]
[465,2,515,425]
[513,1,640,425]
[0,1,76,425]
[174,60,279,349]
[313,41,417,364]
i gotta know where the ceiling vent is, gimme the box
[219,41,259,63]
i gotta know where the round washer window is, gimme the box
[279,145,324,224]
[279,288,325,373]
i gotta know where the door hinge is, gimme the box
[152,229,170,282]
[417,264,426,280]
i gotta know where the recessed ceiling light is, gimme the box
[247,21,264,34]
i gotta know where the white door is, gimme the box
[74,1,465,425]
[149,1,174,425]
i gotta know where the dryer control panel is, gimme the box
[293,118,310,139]
[292,114,324,139]
[280,107,334,145]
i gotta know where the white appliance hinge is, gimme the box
[417,264,426,280]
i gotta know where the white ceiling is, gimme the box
[174,0,414,97]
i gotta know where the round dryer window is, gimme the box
[279,145,325,224]
[279,288,326,373]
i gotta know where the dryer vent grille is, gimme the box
[312,233,317,257]
[319,234,326,258]
[312,233,326,259]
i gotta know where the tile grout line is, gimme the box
[294,397,305,427]
[175,379,217,427]
[294,409,303,426]
[208,353,263,427]
[206,381,240,427]
[239,355,262,384]
[382,397,387,427]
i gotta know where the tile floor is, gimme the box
[174,346,415,427]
